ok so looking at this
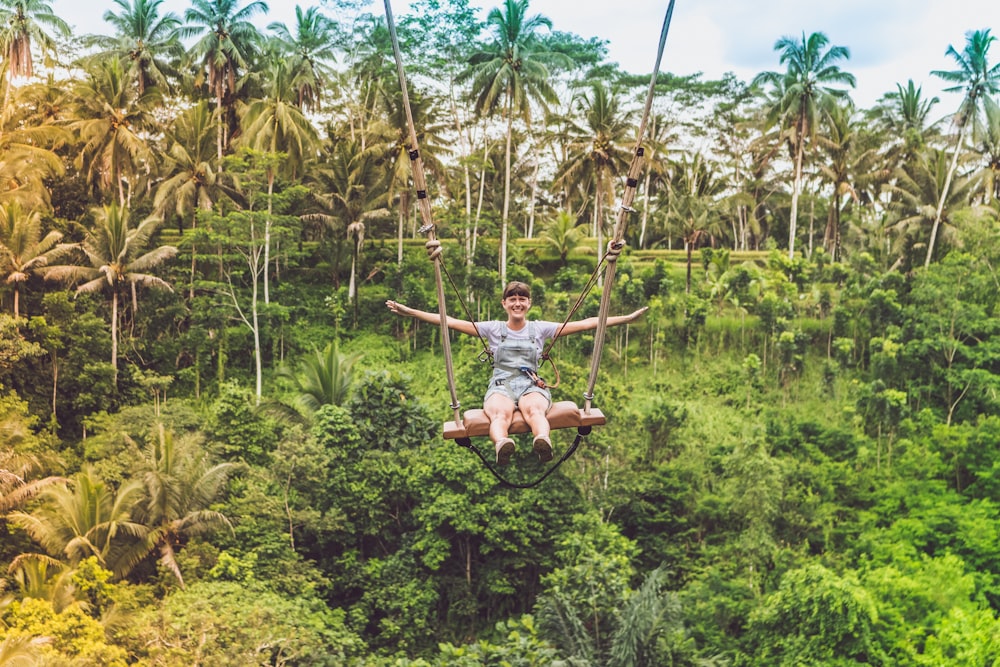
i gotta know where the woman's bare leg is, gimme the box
[484,393,516,444]
[518,392,550,439]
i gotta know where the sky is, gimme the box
[50,0,996,111]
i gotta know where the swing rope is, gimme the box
[383,0,676,485]
[383,0,463,425]
[583,0,675,413]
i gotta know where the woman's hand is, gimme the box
[630,306,650,322]
[386,300,406,316]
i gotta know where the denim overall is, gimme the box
[485,321,551,406]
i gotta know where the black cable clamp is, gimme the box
[626,177,639,188]
[408,149,419,160]
[417,190,427,199]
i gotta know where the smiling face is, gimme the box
[502,293,532,322]
[501,281,532,326]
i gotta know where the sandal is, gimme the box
[495,438,515,466]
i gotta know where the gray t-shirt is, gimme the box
[475,320,560,358]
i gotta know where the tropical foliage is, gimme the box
[0,2,999,665]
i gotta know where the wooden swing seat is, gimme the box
[443,400,606,440]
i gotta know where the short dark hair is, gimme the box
[502,281,531,299]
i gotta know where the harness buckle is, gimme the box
[520,366,548,389]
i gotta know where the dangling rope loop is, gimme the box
[457,430,588,489]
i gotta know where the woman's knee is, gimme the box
[518,392,549,418]
[484,394,515,420]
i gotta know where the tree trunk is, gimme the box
[474,140,489,262]
[264,170,274,304]
[639,167,652,249]
[252,266,262,405]
[926,120,968,267]
[501,98,513,286]
[526,157,539,238]
[788,130,805,259]
[111,289,119,388]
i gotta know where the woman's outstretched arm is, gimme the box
[386,300,480,336]
[554,306,649,337]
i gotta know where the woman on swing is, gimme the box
[387,281,647,465]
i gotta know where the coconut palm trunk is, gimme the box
[925,121,968,267]
[788,116,806,259]
[500,93,513,284]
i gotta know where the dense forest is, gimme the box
[1,0,1000,663]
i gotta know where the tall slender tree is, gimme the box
[979,95,1000,204]
[44,203,177,387]
[155,99,240,298]
[552,81,633,260]
[267,4,339,112]
[0,0,70,113]
[753,32,855,259]
[180,0,269,159]
[68,56,160,206]
[886,147,977,269]
[926,29,1000,266]
[239,57,320,303]
[665,152,726,293]
[90,0,184,96]
[306,139,389,304]
[0,200,62,317]
[459,0,562,284]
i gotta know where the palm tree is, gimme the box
[0,200,62,317]
[344,15,396,149]
[375,88,448,265]
[7,467,146,574]
[636,113,672,249]
[68,56,160,207]
[154,99,240,298]
[552,81,634,259]
[927,29,1000,266]
[538,210,588,266]
[0,449,64,513]
[0,635,44,664]
[89,0,184,96]
[44,203,177,386]
[666,152,726,293]
[459,0,562,284]
[815,102,870,260]
[875,80,940,165]
[273,339,363,423]
[979,95,1000,203]
[180,0,268,159]
[0,0,70,113]
[307,139,390,304]
[5,553,77,612]
[266,4,339,112]
[0,82,67,209]
[885,147,977,269]
[238,56,320,303]
[120,424,236,588]
[752,32,855,259]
